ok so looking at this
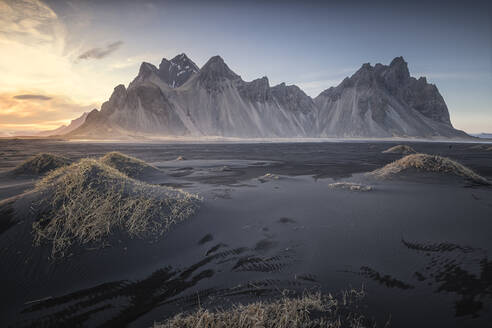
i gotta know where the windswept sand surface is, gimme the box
[0,140,491,327]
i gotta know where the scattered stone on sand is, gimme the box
[278,217,296,224]
[328,182,372,192]
[12,153,72,175]
[382,145,416,154]
[370,153,490,185]
[257,173,280,183]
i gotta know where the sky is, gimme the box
[0,0,491,135]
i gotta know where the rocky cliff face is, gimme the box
[68,54,468,139]
[314,57,465,138]
[158,53,199,88]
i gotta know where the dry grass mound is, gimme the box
[99,151,159,178]
[32,159,200,257]
[13,153,71,175]
[382,145,416,154]
[370,153,490,185]
[329,182,372,192]
[155,289,369,328]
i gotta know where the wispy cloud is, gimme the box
[0,90,97,133]
[77,40,124,61]
[0,0,64,45]
[13,94,52,100]
[0,0,130,105]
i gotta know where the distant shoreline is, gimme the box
[1,135,490,144]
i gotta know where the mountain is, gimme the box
[68,54,468,139]
[314,57,465,138]
[37,112,89,137]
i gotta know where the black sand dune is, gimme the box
[100,151,162,179]
[382,144,416,154]
[11,153,72,176]
[1,157,200,258]
[370,153,490,185]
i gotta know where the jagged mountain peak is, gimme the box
[271,82,305,94]
[69,54,467,139]
[170,53,198,68]
[160,53,199,72]
[390,56,407,68]
[139,62,159,75]
[157,53,199,88]
[314,56,460,136]
[237,76,271,102]
[85,108,102,123]
[128,62,160,88]
[271,82,316,114]
[113,84,126,94]
[199,55,240,82]
[385,56,410,85]
[130,54,200,89]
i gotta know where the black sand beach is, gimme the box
[1,139,492,327]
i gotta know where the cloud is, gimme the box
[0,0,63,45]
[13,94,52,100]
[77,41,124,60]
[0,90,97,133]
[0,0,129,105]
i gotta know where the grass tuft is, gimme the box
[382,145,416,154]
[32,158,200,258]
[13,153,72,175]
[370,153,490,185]
[99,151,159,178]
[154,288,369,328]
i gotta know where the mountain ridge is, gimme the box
[68,54,469,139]
[37,112,89,137]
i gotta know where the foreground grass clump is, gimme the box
[99,151,159,178]
[370,153,490,185]
[33,159,200,257]
[13,153,72,175]
[382,145,416,154]
[155,289,369,328]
